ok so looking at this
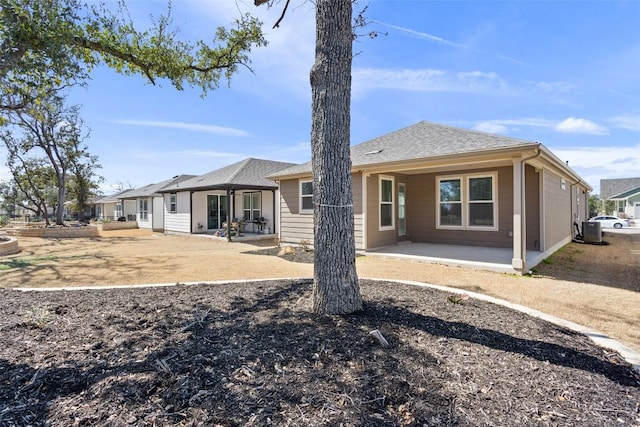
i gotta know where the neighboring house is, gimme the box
[119,175,196,231]
[93,189,136,221]
[600,177,640,219]
[158,158,296,238]
[270,121,592,274]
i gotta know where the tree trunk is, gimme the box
[310,0,362,314]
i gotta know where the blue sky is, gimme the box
[3,0,640,195]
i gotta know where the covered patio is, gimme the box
[364,242,544,274]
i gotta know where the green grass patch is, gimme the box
[0,255,59,271]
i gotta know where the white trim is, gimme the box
[379,175,395,231]
[398,182,407,236]
[436,172,498,231]
[299,179,313,214]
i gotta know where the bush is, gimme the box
[0,216,9,227]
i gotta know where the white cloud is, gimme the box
[473,122,508,134]
[109,120,250,137]
[472,118,556,133]
[373,20,525,65]
[551,143,640,193]
[609,113,640,131]
[554,117,608,135]
[352,68,508,96]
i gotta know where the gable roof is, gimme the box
[271,121,539,177]
[120,175,197,199]
[600,177,640,199]
[94,189,136,204]
[609,185,640,200]
[159,158,297,192]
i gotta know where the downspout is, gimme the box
[569,178,584,233]
[515,145,542,273]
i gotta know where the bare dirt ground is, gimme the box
[0,229,639,425]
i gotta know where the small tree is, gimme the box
[67,154,103,222]
[1,93,97,225]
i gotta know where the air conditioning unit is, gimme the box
[582,221,602,244]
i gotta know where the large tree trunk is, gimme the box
[309,0,362,314]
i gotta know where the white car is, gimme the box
[588,215,631,229]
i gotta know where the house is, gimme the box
[600,177,640,219]
[270,121,592,274]
[93,189,136,221]
[158,158,296,239]
[119,175,196,231]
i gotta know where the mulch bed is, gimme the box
[1,280,639,426]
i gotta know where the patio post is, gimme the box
[512,158,527,273]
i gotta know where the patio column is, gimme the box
[512,158,527,272]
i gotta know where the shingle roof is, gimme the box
[271,121,538,177]
[609,185,640,200]
[600,178,640,199]
[159,158,297,192]
[120,175,197,199]
[94,189,136,204]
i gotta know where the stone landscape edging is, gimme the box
[0,235,20,256]
[14,276,640,375]
[10,225,99,238]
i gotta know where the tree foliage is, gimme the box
[0,0,267,111]
[1,93,101,225]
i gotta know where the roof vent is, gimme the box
[365,149,383,155]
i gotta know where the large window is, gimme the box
[243,192,262,220]
[139,198,148,221]
[379,175,394,230]
[300,180,313,212]
[169,193,177,213]
[437,173,497,230]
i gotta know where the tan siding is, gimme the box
[279,175,364,249]
[352,172,363,215]
[543,170,571,250]
[525,165,541,250]
[406,166,514,248]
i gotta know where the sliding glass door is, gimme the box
[207,195,228,230]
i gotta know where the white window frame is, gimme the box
[243,191,262,221]
[139,198,148,221]
[299,179,313,213]
[169,193,177,213]
[436,172,498,231]
[379,175,395,231]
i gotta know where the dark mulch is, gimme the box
[1,280,639,426]
[245,246,315,264]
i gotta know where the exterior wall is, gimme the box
[525,164,541,251]
[164,191,191,233]
[403,166,514,249]
[123,200,137,220]
[236,190,277,234]
[365,173,409,249]
[279,179,314,246]
[152,196,164,231]
[278,173,364,249]
[542,170,572,251]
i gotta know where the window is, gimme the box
[437,173,497,230]
[243,192,262,220]
[300,180,313,212]
[379,175,394,230]
[468,176,494,227]
[439,178,462,226]
[139,198,148,221]
[169,193,177,213]
[115,203,123,219]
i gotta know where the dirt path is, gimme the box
[1,228,639,352]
